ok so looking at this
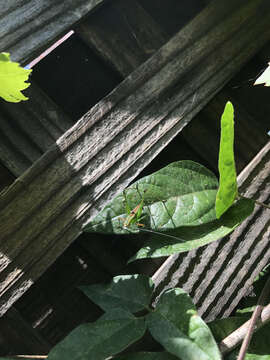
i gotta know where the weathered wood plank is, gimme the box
[0,0,106,64]
[137,0,205,37]
[14,240,110,345]
[0,0,270,317]
[0,83,73,176]
[152,140,270,321]
[0,307,50,356]
[76,0,168,76]
[0,164,14,192]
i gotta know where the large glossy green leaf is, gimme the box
[0,52,31,102]
[216,102,238,219]
[147,288,221,360]
[80,274,154,313]
[84,160,218,235]
[131,198,254,261]
[48,309,146,360]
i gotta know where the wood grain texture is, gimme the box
[0,0,270,317]
[0,307,50,355]
[0,83,73,176]
[76,0,169,76]
[0,0,106,64]
[152,140,270,321]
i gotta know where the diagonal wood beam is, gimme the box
[1,0,106,64]
[0,0,270,317]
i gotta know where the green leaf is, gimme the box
[84,160,218,235]
[210,317,270,360]
[209,316,248,343]
[216,101,238,218]
[0,52,31,102]
[147,288,221,360]
[80,274,154,313]
[48,309,146,360]
[254,62,270,86]
[114,352,179,359]
[130,198,254,261]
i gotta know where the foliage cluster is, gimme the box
[1,53,270,360]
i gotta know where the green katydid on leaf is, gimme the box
[215,101,238,219]
[0,52,32,103]
[84,160,219,235]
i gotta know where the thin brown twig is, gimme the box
[237,275,270,360]
[219,275,270,358]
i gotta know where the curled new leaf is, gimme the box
[215,102,238,219]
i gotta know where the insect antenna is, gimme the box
[137,227,186,243]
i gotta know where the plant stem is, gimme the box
[219,275,270,357]
[239,194,270,209]
[237,275,270,360]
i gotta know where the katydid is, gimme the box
[122,188,186,243]
[122,189,145,228]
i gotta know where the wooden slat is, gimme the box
[0,307,50,356]
[14,240,110,345]
[0,0,106,64]
[76,0,168,76]
[0,0,270,317]
[152,140,270,322]
[0,83,73,176]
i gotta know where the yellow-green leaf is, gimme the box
[215,101,238,219]
[0,52,31,102]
